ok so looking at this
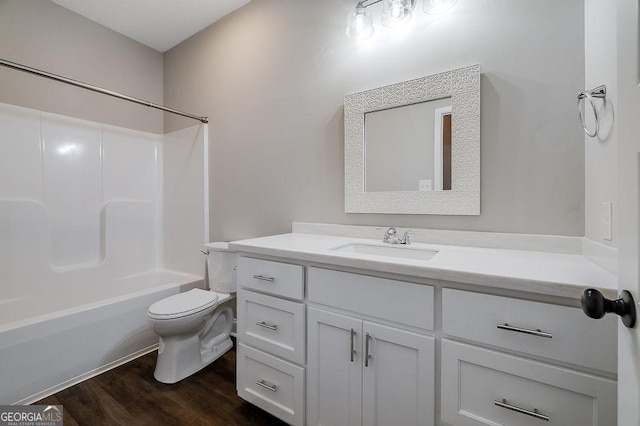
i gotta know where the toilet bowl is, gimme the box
[147,242,237,384]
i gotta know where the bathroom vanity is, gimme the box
[230,226,618,426]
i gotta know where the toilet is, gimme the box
[147,242,237,384]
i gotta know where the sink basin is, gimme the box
[331,243,438,261]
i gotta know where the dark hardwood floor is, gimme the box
[37,342,287,426]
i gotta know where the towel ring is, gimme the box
[577,85,606,138]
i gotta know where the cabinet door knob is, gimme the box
[581,288,636,328]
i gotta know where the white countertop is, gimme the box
[229,232,618,300]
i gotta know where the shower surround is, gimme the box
[0,101,208,404]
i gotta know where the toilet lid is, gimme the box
[148,288,218,319]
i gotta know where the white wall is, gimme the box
[584,0,618,247]
[164,0,586,241]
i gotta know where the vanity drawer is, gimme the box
[307,267,434,330]
[237,343,305,426]
[237,289,305,364]
[441,340,616,426]
[237,257,304,300]
[442,288,617,373]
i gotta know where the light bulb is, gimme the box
[391,3,402,18]
[381,0,412,28]
[346,5,374,40]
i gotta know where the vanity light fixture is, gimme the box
[423,0,457,14]
[346,2,375,40]
[346,0,457,40]
[381,0,414,28]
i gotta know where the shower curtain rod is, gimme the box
[0,58,208,124]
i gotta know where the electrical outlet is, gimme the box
[602,201,612,241]
[419,179,432,191]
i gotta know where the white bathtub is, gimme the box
[0,270,203,404]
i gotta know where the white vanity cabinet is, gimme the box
[236,257,306,426]
[233,246,618,426]
[440,288,617,426]
[306,268,436,426]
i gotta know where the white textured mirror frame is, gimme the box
[344,64,480,215]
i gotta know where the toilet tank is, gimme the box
[204,242,237,293]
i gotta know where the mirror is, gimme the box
[364,98,452,192]
[344,64,480,215]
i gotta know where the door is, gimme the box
[307,308,362,426]
[362,322,435,426]
[616,0,640,424]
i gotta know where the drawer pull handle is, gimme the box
[252,274,275,282]
[350,328,356,362]
[497,323,552,339]
[256,321,277,331]
[495,399,549,422]
[256,379,277,392]
[365,332,372,367]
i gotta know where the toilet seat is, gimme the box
[148,288,218,320]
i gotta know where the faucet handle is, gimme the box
[400,229,417,245]
[381,227,397,243]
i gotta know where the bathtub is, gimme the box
[0,270,203,404]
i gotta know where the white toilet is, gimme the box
[147,242,237,384]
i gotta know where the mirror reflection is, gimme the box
[344,64,480,215]
[364,98,452,192]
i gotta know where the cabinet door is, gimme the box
[307,307,362,426]
[362,322,435,426]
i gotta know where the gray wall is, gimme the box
[584,0,618,247]
[0,0,588,244]
[0,0,164,133]
[163,0,585,241]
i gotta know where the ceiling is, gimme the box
[51,0,251,52]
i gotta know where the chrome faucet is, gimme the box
[381,227,417,244]
[382,227,398,244]
[399,229,417,245]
